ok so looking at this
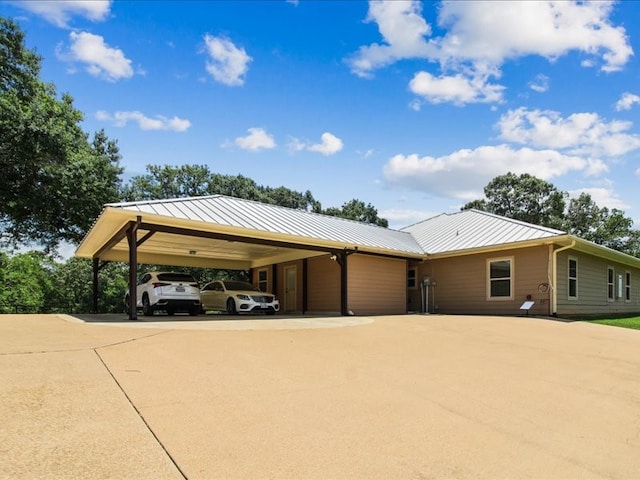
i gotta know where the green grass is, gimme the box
[584,315,640,331]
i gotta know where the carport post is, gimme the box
[127,219,139,320]
[92,258,99,313]
[340,251,348,316]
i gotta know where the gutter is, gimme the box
[551,239,576,316]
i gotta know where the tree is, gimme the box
[464,173,639,257]
[122,164,324,212]
[48,257,129,313]
[0,17,122,252]
[565,193,639,254]
[323,199,388,227]
[462,172,566,228]
[0,250,53,313]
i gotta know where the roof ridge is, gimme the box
[468,209,566,234]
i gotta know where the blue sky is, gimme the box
[3,0,640,230]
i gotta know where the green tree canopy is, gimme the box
[463,173,639,257]
[462,172,566,228]
[123,164,338,216]
[323,199,388,227]
[0,17,122,252]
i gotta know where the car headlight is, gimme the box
[236,294,250,300]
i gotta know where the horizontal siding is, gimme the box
[347,255,406,315]
[556,250,640,316]
[307,255,341,313]
[418,246,551,316]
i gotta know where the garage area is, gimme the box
[75,195,425,319]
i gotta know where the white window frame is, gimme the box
[625,271,631,302]
[607,267,615,301]
[568,257,578,300]
[487,257,514,301]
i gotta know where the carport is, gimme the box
[75,195,425,320]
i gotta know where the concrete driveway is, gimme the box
[2,313,640,479]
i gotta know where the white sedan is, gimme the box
[200,280,280,315]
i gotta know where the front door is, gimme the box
[284,266,297,312]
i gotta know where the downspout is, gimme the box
[551,239,576,316]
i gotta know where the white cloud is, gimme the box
[288,132,344,156]
[234,128,276,151]
[57,31,133,81]
[346,0,432,78]
[348,1,632,105]
[433,1,632,72]
[382,145,607,201]
[615,92,640,111]
[497,107,640,157]
[308,132,344,156]
[636,168,640,177]
[11,0,111,27]
[567,187,630,211]
[529,74,549,93]
[409,71,504,105]
[203,34,252,86]
[96,110,191,132]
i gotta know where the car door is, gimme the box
[201,281,225,310]
[136,274,150,307]
[211,281,226,310]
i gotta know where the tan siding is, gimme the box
[307,255,341,313]
[347,255,406,315]
[415,246,552,315]
[556,250,640,316]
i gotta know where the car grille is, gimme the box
[251,295,274,303]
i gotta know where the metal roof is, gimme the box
[106,195,424,254]
[76,196,640,270]
[401,209,566,255]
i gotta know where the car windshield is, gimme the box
[157,273,196,282]
[223,281,259,291]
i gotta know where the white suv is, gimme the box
[125,271,201,316]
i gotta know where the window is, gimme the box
[407,268,417,289]
[488,258,513,299]
[625,272,631,302]
[568,258,578,299]
[258,268,268,292]
[607,267,615,301]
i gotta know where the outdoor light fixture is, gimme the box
[330,254,337,261]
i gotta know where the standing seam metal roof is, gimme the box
[401,209,566,254]
[106,195,425,254]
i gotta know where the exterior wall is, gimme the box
[556,250,640,317]
[347,254,407,315]
[412,245,552,316]
[306,255,341,313]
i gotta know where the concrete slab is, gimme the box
[2,313,640,479]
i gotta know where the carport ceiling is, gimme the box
[96,224,328,270]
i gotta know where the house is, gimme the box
[75,195,640,319]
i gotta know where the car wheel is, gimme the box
[166,308,175,316]
[189,307,199,316]
[226,298,237,315]
[142,295,154,316]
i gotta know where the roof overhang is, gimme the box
[76,207,423,269]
